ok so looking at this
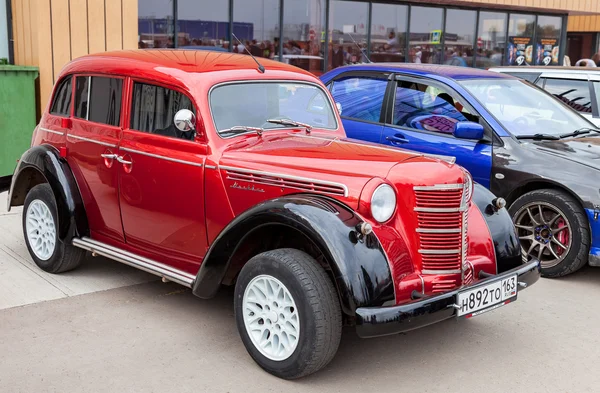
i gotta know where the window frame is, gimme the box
[49,75,74,117]
[126,76,200,144]
[384,73,494,144]
[327,71,392,126]
[71,73,126,128]
[540,76,597,117]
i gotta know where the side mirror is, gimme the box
[453,121,484,140]
[174,109,196,132]
[336,102,342,115]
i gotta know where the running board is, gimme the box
[72,237,195,288]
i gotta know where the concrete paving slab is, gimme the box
[0,191,157,310]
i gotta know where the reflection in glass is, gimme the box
[138,0,175,48]
[177,1,229,51]
[409,6,443,64]
[233,0,280,59]
[476,12,507,67]
[328,0,369,70]
[283,0,326,75]
[444,9,476,67]
[536,16,562,66]
[369,3,407,64]
[507,14,535,66]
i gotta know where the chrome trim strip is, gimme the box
[419,249,461,254]
[416,228,461,233]
[219,165,349,197]
[414,184,463,191]
[120,147,203,167]
[40,127,64,136]
[72,237,195,287]
[414,207,466,213]
[205,165,217,169]
[422,269,462,275]
[85,76,91,120]
[67,133,117,147]
[418,274,425,295]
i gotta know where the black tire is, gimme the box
[22,183,85,273]
[234,248,342,379]
[509,189,589,278]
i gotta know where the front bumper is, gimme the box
[585,209,600,267]
[355,258,541,338]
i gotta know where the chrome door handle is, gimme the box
[101,153,118,159]
[116,156,132,165]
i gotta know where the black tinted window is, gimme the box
[503,72,541,84]
[50,76,72,116]
[543,78,592,113]
[74,76,122,126]
[130,83,194,140]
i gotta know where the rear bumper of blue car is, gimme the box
[585,209,600,267]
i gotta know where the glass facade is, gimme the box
[137,0,567,73]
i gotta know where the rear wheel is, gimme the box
[23,183,86,273]
[234,248,342,379]
[509,189,589,277]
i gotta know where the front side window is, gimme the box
[543,78,592,113]
[461,78,592,137]
[50,76,72,116]
[210,82,337,137]
[130,82,195,140]
[74,76,122,126]
[330,76,387,123]
[393,81,475,134]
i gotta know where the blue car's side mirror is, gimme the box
[453,121,484,140]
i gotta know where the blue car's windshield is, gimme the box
[460,79,594,137]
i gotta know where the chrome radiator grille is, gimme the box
[414,183,469,276]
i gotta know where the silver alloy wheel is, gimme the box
[514,201,572,269]
[242,274,300,361]
[25,199,56,261]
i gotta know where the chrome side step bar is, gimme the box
[72,237,195,288]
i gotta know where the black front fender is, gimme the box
[193,195,395,315]
[472,183,522,273]
[8,145,88,242]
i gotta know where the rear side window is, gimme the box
[50,76,72,116]
[330,77,387,123]
[130,82,195,140]
[74,76,123,126]
[543,78,592,113]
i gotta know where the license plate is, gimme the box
[456,274,518,318]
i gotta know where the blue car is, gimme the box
[321,63,600,278]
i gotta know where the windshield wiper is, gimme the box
[515,133,561,141]
[219,125,264,137]
[559,127,600,138]
[267,118,313,134]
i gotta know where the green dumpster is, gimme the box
[0,65,39,191]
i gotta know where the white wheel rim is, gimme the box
[25,199,56,261]
[242,274,300,361]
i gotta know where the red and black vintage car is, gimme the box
[5,51,540,379]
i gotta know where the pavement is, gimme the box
[2,191,600,392]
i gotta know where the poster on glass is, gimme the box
[507,36,533,66]
[536,38,559,65]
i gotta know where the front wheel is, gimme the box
[234,248,342,379]
[509,189,589,277]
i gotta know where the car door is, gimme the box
[327,72,388,143]
[117,79,208,275]
[381,75,493,187]
[67,75,125,243]
[538,74,599,126]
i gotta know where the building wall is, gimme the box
[568,15,600,32]
[11,0,138,112]
[419,0,600,14]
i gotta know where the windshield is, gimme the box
[460,79,594,137]
[210,82,337,135]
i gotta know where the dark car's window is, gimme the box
[74,76,123,126]
[50,76,72,116]
[130,82,195,141]
[542,78,592,113]
[330,77,387,123]
[393,81,476,134]
[501,72,541,84]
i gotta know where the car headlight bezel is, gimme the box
[370,183,397,223]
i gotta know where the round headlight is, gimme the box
[371,184,396,223]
